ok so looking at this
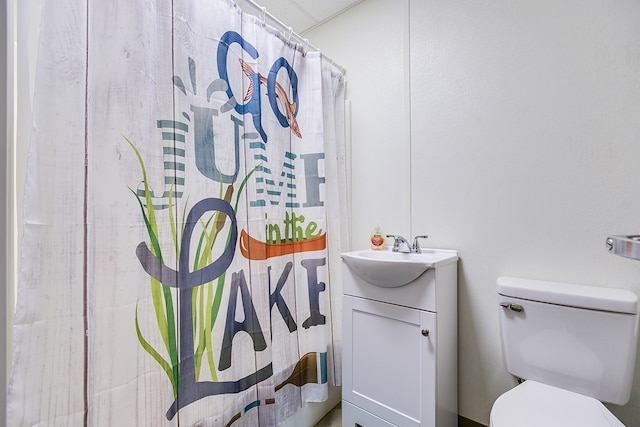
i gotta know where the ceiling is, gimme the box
[239,0,362,34]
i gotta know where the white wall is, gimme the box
[309,0,640,425]
[308,0,412,247]
[2,0,8,423]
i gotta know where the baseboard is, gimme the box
[459,415,487,427]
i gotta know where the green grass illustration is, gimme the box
[126,137,258,394]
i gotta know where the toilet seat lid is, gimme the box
[490,381,624,427]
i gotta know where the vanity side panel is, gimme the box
[435,262,459,427]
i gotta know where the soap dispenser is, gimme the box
[370,227,385,250]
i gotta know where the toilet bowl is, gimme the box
[490,381,624,427]
[491,277,638,427]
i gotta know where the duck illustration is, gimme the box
[239,58,302,138]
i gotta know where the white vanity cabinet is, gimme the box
[341,249,458,427]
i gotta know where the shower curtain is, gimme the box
[7,0,348,425]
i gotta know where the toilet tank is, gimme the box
[497,277,639,405]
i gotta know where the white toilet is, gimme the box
[490,277,639,427]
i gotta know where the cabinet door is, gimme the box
[343,296,436,427]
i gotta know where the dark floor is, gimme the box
[313,403,341,427]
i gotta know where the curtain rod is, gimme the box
[234,0,346,75]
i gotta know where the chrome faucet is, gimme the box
[386,235,412,253]
[387,234,429,253]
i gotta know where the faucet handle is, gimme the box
[412,235,429,253]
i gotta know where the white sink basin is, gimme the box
[341,248,458,288]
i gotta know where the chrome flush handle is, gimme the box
[500,302,523,313]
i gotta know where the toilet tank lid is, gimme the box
[497,277,638,314]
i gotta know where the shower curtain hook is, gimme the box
[287,26,294,44]
[260,6,266,25]
[304,38,310,55]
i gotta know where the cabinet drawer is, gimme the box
[342,401,395,427]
